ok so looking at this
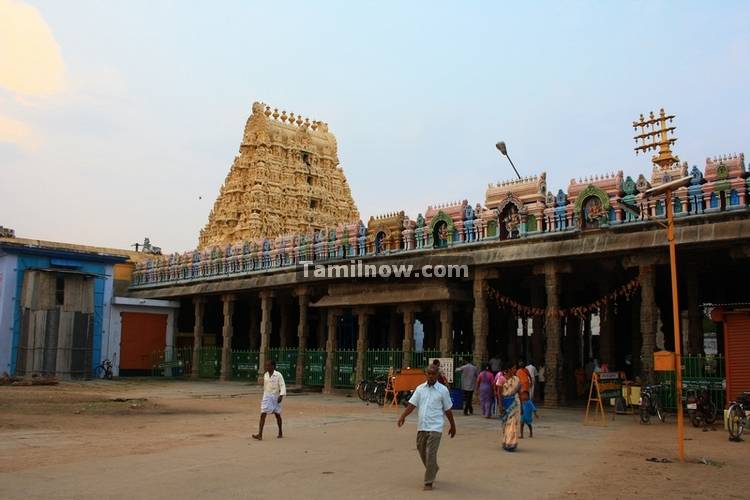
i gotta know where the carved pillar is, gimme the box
[219,294,236,381]
[686,267,703,355]
[248,299,259,350]
[191,297,205,379]
[323,309,339,394]
[295,287,309,386]
[531,283,545,366]
[640,265,657,384]
[544,264,562,407]
[355,308,373,387]
[438,302,454,356]
[472,269,489,365]
[258,290,274,383]
[401,306,417,368]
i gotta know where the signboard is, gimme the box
[429,357,454,383]
[597,372,622,399]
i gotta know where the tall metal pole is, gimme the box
[633,108,685,463]
[665,188,685,462]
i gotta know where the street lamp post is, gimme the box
[633,108,687,463]
[496,141,522,180]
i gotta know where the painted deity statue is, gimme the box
[464,204,475,242]
[504,208,521,239]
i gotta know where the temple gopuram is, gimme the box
[129,105,750,408]
[198,102,359,249]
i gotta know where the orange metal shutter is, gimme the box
[120,312,168,370]
[725,313,750,402]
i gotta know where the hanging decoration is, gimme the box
[485,277,640,319]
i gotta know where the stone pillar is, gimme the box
[248,299,259,350]
[543,264,562,407]
[323,309,339,394]
[401,306,417,368]
[191,296,205,379]
[639,265,657,384]
[686,267,703,355]
[355,308,373,387]
[258,290,274,383]
[531,283,545,366]
[295,287,309,386]
[279,298,291,348]
[219,294,236,381]
[472,269,489,366]
[438,302,454,356]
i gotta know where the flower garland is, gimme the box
[485,277,640,319]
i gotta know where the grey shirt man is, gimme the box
[456,362,478,391]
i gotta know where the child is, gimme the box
[520,392,539,438]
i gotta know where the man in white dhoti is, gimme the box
[252,360,286,440]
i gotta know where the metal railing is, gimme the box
[303,350,325,386]
[230,349,259,380]
[364,349,402,379]
[333,350,357,388]
[655,355,725,410]
[268,348,298,382]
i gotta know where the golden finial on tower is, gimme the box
[633,108,678,170]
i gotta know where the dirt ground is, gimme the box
[0,379,747,500]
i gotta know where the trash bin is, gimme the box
[450,388,464,409]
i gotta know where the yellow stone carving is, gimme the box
[198,102,359,249]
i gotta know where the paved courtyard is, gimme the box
[0,380,747,499]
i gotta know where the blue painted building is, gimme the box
[0,237,128,378]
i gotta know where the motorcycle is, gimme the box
[686,386,717,427]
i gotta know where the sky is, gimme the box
[1,0,749,253]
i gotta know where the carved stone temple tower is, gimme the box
[198,102,360,249]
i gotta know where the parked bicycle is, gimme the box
[686,386,717,427]
[640,383,666,424]
[94,358,114,380]
[356,375,388,406]
[727,392,750,441]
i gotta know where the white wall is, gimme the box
[107,297,179,376]
[0,254,18,374]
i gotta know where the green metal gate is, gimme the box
[198,346,221,378]
[231,350,259,380]
[303,350,325,386]
[364,349,402,379]
[334,350,357,388]
[655,355,725,409]
[150,347,192,377]
[268,348,298,382]
[410,350,441,370]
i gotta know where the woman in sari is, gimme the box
[498,366,521,452]
[476,364,495,418]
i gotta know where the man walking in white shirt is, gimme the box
[252,360,286,440]
[397,364,456,491]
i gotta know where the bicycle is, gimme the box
[727,392,749,441]
[94,358,114,380]
[640,383,666,424]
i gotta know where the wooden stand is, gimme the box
[385,368,426,409]
[583,373,608,426]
